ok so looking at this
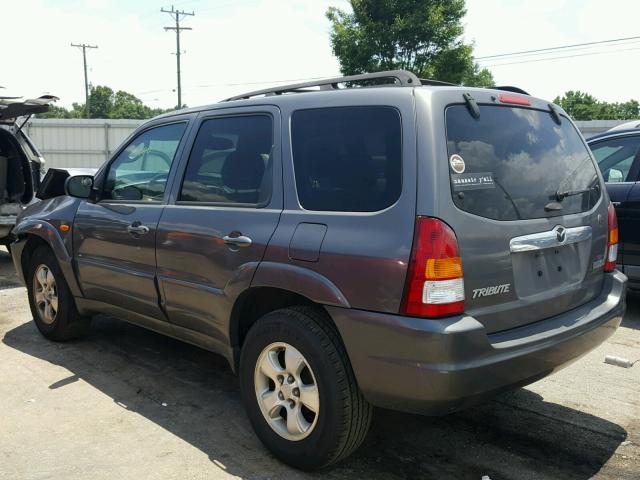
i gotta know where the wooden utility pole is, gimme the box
[161,5,194,109]
[71,43,98,118]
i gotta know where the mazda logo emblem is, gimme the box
[554,225,567,243]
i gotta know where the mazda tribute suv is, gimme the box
[10,71,626,470]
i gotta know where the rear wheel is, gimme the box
[239,306,371,470]
[26,245,90,341]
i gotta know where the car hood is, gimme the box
[0,95,59,124]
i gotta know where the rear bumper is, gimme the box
[329,270,627,415]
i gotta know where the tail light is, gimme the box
[401,217,465,318]
[605,202,618,272]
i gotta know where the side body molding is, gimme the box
[251,261,350,308]
[12,219,83,297]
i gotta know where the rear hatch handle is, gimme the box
[509,226,592,253]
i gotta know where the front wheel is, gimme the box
[26,245,90,341]
[239,306,371,470]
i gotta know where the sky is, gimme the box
[2,0,639,110]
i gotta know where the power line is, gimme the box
[479,39,640,62]
[476,35,640,60]
[483,45,640,68]
[161,5,195,109]
[71,43,98,118]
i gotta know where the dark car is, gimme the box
[588,127,640,289]
[0,94,57,243]
[10,71,626,470]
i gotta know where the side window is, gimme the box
[179,115,273,205]
[103,122,187,201]
[591,136,640,183]
[291,106,402,212]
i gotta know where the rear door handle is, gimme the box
[126,224,150,235]
[612,201,622,207]
[223,234,252,248]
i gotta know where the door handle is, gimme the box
[223,234,252,248]
[126,224,150,235]
[612,201,622,207]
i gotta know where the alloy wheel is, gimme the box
[254,342,320,441]
[33,264,58,325]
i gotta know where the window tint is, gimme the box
[446,105,600,221]
[591,136,640,182]
[104,123,186,201]
[179,115,273,205]
[291,107,402,212]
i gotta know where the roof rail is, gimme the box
[221,70,530,102]
[222,70,422,102]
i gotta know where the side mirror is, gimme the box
[65,175,94,199]
[607,168,624,183]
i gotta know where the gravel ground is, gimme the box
[0,246,638,480]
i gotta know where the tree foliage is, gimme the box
[37,85,171,119]
[553,91,640,121]
[326,0,494,86]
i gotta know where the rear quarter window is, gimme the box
[291,106,401,212]
[445,105,601,221]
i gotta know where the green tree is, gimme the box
[36,105,74,119]
[326,0,494,86]
[89,85,114,118]
[111,90,155,119]
[36,86,172,119]
[554,91,640,121]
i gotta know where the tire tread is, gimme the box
[278,306,372,467]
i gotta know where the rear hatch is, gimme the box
[0,94,56,212]
[0,94,58,124]
[417,89,609,333]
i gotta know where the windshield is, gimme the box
[445,105,600,221]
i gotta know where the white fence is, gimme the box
[22,118,632,171]
[24,119,144,170]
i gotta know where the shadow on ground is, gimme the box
[0,247,20,290]
[623,292,640,330]
[3,312,628,480]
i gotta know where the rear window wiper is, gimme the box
[545,183,599,211]
[555,184,600,201]
[555,184,599,201]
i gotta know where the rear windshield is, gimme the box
[445,105,600,221]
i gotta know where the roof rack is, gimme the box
[221,69,529,102]
[223,70,426,102]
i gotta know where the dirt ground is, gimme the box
[0,246,638,480]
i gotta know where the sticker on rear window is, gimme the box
[451,172,495,191]
[449,154,466,173]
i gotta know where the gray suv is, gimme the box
[10,71,627,470]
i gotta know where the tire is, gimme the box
[26,245,90,341]
[239,306,372,470]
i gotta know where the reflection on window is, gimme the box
[446,105,599,220]
[104,123,186,201]
[179,115,273,205]
[591,136,640,183]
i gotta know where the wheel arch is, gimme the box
[14,221,83,297]
[229,285,346,372]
